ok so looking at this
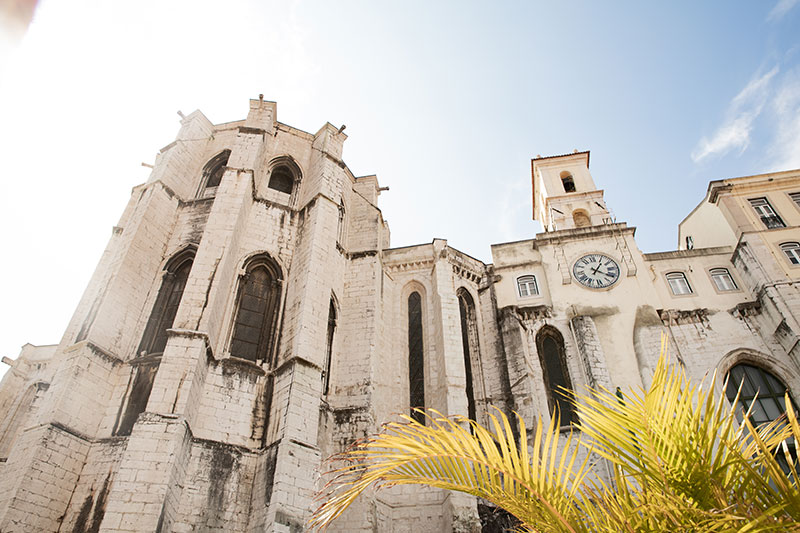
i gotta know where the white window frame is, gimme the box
[781,242,800,266]
[709,268,738,292]
[517,275,539,297]
[666,272,692,296]
[748,197,785,229]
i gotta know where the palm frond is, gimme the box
[309,408,590,532]
[310,335,800,531]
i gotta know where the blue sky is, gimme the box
[1,1,799,365]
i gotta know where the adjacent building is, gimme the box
[0,98,798,532]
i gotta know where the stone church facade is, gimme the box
[0,98,799,532]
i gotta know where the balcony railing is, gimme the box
[761,215,786,229]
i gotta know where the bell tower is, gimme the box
[531,151,610,231]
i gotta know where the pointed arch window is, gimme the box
[458,289,479,423]
[229,255,282,363]
[726,363,796,470]
[408,291,425,424]
[323,298,337,395]
[726,363,792,426]
[137,249,194,357]
[200,150,230,193]
[268,165,295,194]
[536,328,575,426]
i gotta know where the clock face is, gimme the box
[573,254,620,289]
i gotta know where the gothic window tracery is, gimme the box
[137,249,194,357]
[725,363,796,471]
[229,255,282,363]
[200,150,230,194]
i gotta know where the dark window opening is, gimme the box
[408,291,425,424]
[115,361,159,436]
[536,328,575,426]
[137,252,194,357]
[323,299,337,395]
[202,150,230,190]
[561,175,576,193]
[458,290,478,424]
[268,166,294,194]
[229,256,282,363]
[726,363,797,472]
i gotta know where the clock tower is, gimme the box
[531,150,610,231]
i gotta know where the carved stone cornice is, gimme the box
[384,259,435,273]
[658,308,711,326]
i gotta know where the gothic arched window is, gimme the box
[726,363,792,426]
[536,327,575,426]
[408,291,425,424]
[229,255,282,363]
[268,165,295,194]
[726,363,796,471]
[201,150,230,192]
[458,289,479,423]
[322,298,337,395]
[137,249,194,357]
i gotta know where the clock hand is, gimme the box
[591,264,601,275]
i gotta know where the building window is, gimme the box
[710,268,738,291]
[322,299,337,395]
[337,203,346,246]
[268,165,294,194]
[781,242,800,265]
[229,255,282,363]
[666,272,692,295]
[748,197,785,229]
[137,249,194,357]
[408,291,425,424]
[685,236,694,250]
[725,363,796,471]
[790,192,800,209]
[517,275,539,297]
[536,327,575,426]
[457,289,478,424]
[200,150,230,193]
[561,172,576,193]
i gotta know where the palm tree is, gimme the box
[310,347,800,532]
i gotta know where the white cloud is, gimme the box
[691,67,779,162]
[768,76,800,170]
[767,0,800,21]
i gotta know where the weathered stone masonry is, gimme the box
[1,100,799,532]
